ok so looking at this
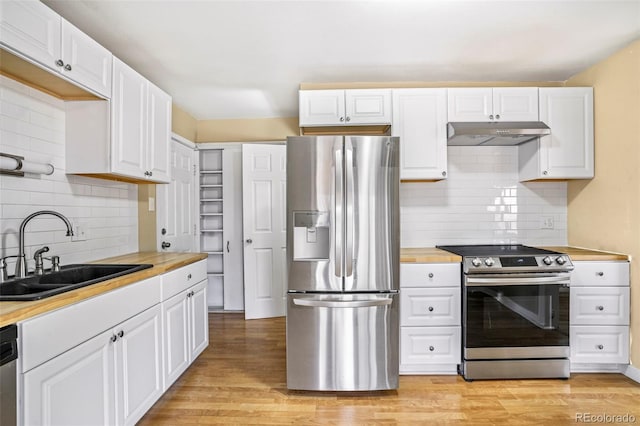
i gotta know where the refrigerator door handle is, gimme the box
[344,144,354,277]
[334,147,343,278]
[292,298,393,308]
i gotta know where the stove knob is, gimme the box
[471,257,482,267]
[484,257,495,267]
[556,256,567,265]
[542,256,553,265]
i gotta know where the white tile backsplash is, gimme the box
[400,146,567,247]
[0,76,138,273]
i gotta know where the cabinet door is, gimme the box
[189,280,209,361]
[392,89,447,180]
[162,290,190,389]
[23,328,116,426]
[493,87,538,121]
[538,87,594,179]
[111,57,147,179]
[116,305,163,426]
[299,90,345,126]
[0,1,61,73]
[345,89,391,124]
[147,81,172,183]
[61,19,112,97]
[447,88,492,122]
[223,147,245,310]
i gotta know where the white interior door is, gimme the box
[157,138,197,252]
[242,144,287,320]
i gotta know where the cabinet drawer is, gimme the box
[161,260,207,300]
[570,287,629,325]
[20,275,161,373]
[400,326,461,365]
[400,263,461,288]
[571,261,629,287]
[401,288,460,326]
[570,326,629,364]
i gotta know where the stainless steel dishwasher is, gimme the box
[0,323,18,425]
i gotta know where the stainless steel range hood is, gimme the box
[447,121,551,146]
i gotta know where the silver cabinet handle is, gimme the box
[441,171,447,177]
[495,114,500,120]
[597,271,604,277]
[428,306,434,312]
[596,305,604,311]
[543,170,548,175]
[227,241,230,253]
[489,114,494,120]
[187,273,192,280]
[429,346,435,352]
[428,273,434,278]
[161,241,171,249]
[345,116,351,122]
[64,64,72,71]
[339,117,345,122]
[597,344,604,350]
[118,330,124,338]
[245,238,253,244]
[110,335,118,343]
[56,59,64,67]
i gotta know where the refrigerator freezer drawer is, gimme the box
[286,293,399,391]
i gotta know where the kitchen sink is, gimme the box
[0,264,153,301]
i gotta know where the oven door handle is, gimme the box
[466,275,570,286]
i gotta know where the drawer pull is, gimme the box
[428,306,434,312]
[596,271,604,277]
[429,346,435,352]
[596,305,604,311]
[428,273,434,278]
[597,344,604,350]
[110,335,117,343]
[118,330,124,338]
[187,273,192,280]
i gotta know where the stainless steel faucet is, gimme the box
[15,210,74,278]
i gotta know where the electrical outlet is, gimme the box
[541,216,555,229]
[71,222,88,241]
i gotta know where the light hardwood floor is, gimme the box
[139,313,640,425]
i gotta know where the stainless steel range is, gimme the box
[436,244,573,381]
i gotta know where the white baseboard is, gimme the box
[624,364,640,384]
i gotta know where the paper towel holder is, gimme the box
[0,152,55,177]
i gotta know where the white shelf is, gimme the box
[201,229,223,233]
[200,170,222,174]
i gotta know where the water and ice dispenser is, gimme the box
[293,211,330,261]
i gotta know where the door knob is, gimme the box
[246,239,253,244]
[161,241,171,249]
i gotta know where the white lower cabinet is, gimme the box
[569,261,630,372]
[19,260,208,425]
[400,263,461,374]
[162,279,208,389]
[23,305,162,426]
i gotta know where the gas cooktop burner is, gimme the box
[436,244,573,273]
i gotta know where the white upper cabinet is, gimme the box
[392,88,448,181]
[299,89,391,126]
[519,87,594,181]
[111,58,171,183]
[66,57,171,183]
[0,1,112,97]
[447,87,539,122]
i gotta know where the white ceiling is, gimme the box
[43,0,640,121]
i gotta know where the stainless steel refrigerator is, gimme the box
[286,135,399,391]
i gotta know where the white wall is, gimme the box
[401,145,567,247]
[0,76,138,273]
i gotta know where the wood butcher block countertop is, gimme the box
[400,248,462,263]
[543,246,630,261]
[0,252,207,328]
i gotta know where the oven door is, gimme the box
[463,273,570,360]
